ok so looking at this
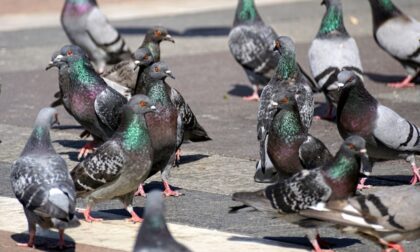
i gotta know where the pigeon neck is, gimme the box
[234,0,262,25]
[368,0,403,31]
[141,42,161,62]
[274,52,298,80]
[22,121,54,156]
[64,0,95,14]
[69,58,100,87]
[145,80,171,107]
[137,210,175,246]
[337,81,377,119]
[317,3,348,37]
[272,106,304,141]
[118,109,150,151]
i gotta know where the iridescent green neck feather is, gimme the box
[275,52,297,80]
[70,59,97,86]
[378,0,396,12]
[326,153,356,180]
[273,110,302,144]
[234,0,261,25]
[122,116,149,151]
[318,5,347,36]
[147,82,170,106]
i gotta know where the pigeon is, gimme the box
[70,95,156,222]
[256,36,315,180]
[103,26,175,93]
[133,190,192,252]
[61,0,132,73]
[260,87,332,180]
[300,184,420,252]
[10,108,79,249]
[367,0,420,88]
[232,136,371,252]
[228,0,316,101]
[46,45,127,159]
[134,62,180,197]
[336,70,420,186]
[308,0,363,119]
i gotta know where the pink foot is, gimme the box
[175,149,182,162]
[16,230,35,248]
[163,181,183,197]
[357,177,372,190]
[78,142,95,160]
[82,208,103,223]
[127,210,143,223]
[134,184,147,197]
[16,243,34,248]
[309,236,334,252]
[387,75,415,89]
[410,165,420,185]
[242,93,260,101]
[385,242,405,252]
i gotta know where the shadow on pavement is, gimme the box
[117,26,230,37]
[366,175,411,186]
[228,235,308,250]
[264,236,361,250]
[365,72,406,84]
[228,84,254,97]
[178,153,209,165]
[55,139,86,149]
[11,232,76,252]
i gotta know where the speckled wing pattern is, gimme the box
[94,87,127,131]
[11,155,76,220]
[71,140,125,194]
[295,79,314,131]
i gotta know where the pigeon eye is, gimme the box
[67,50,73,56]
[275,41,281,49]
[155,30,162,37]
[280,97,289,104]
[139,101,148,107]
[143,55,149,60]
[348,143,355,149]
[154,66,160,72]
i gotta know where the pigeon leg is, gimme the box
[16,224,35,247]
[384,242,405,252]
[82,206,103,223]
[387,75,415,88]
[175,148,182,163]
[78,141,96,160]
[357,177,372,190]
[409,163,420,185]
[134,183,147,197]
[316,234,335,248]
[47,229,74,250]
[126,205,143,223]
[243,85,260,101]
[163,180,183,197]
[308,237,334,252]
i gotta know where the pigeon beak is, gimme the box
[359,149,372,176]
[164,34,175,43]
[150,105,156,110]
[268,101,279,110]
[321,0,326,5]
[46,54,64,71]
[165,70,175,79]
[133,60,140,71]
[45,61,55,71]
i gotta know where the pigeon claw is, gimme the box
[357,177,372,190]
[242,93,260,101]
[163,181,183,197]
[409,165,420,185]
[387,75,416,89]
[385,242,404,252]
[134,184,147,197]
[83,208,103,223]
[78,142,95,160]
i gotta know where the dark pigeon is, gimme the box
[134,62,180,197]
[70,95,156,223]
[256,36,315,181]
[61,0,132,73]
[47,45,127,159]
[367,0,420,88]
[300,184,420,252]
[133,190,192,252]
[10,108,79,249]
[232,135,370,252]
[336,70,420,186]
[308,0,363,119]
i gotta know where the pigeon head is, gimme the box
[127,95,157,114]
[147,62,175,80]
[35,107,60,128]
[337,70,361,89]
[272,36,296,55]
[268,88,298,111]
[46,45,89,70]
[342,135,371,176]
[146,26,174,43]
[133,48,155,68]
[320,0,341,7]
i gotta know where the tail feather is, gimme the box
[232,190,276,213]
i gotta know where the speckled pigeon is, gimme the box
[103,26,175,93]
[232,136,370,252]
[10,108,79,249]
[336,70,420,186]
[308,0,363,119]
[300,184,420,252]
[367,0,420,88]
[133,190,192,252]
[134,62,180,197]
[61,0,132,73]
[256,36,315,180]
[70,95,156,223]
[228,0,316,101]
[46,45,127,159]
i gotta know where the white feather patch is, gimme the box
[341,212,385,231]
[49,188,69,213]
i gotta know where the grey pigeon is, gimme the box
[133,190,192,252]
[228,0,316,101]
[256,36,315,180]
[368,0,420,88]
[336,70,420,186]
[232,136,370,252]
[10,108,79,249]
[134,62,180,197]
[71,95,156,222]
[103,26,175,93]
[300,184,420,252]
[61,0,132,73]
[308,0,363,119]
[47,45,127,159]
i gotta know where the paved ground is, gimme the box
[0,0,420,251]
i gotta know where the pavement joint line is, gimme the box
[0,196,307,252]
